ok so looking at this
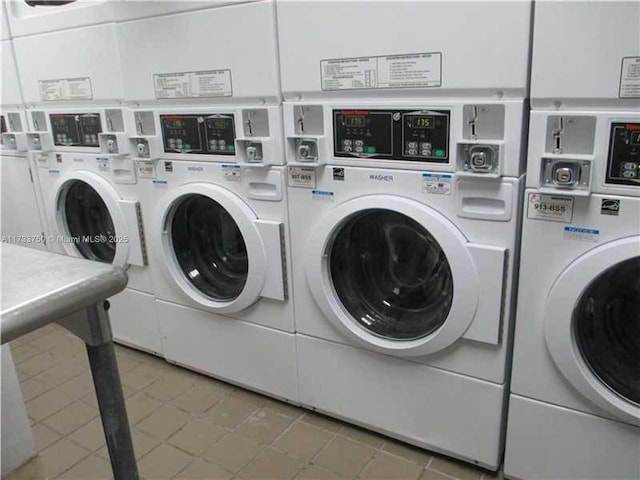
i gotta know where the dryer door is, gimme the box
[544,236,640,424]
[52,171,145,267]
[155,183,285,315]
[305,195,506,357]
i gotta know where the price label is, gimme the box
[527,193,574,223]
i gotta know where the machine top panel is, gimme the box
[277,1,532,98]
[531,2,640,109]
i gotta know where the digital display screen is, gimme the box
[53,117,68,127]
[412,116,435,129]
[345,116,366,127]
[82,117,99,126]
[631,131,640,145]
[208,119,229,130]
[165,119,184,128]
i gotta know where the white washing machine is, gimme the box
[147,161,296,402]
[36,149,163,354]
[114,0,295,401]
[1,2,47,250]
[278,0,531,469]
[504,3,640,479]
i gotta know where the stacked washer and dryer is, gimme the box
[277,1,532,469]
[6,0,161,354]
[504,3,640,479]
[0,1,46,250]
[114,0,297,403]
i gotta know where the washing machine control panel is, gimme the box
[50,114,102,147]
[160,114,236,155]
[607,122,640,186]
[333,109,450,162]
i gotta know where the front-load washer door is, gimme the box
[52,171,145,267]
[155,183,285,315]
[305,195,506,357]
[544,236,640,424]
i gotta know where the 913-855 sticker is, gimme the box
[527,193,574,223]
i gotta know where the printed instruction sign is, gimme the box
[39,77,93,101]
[154,70,232,99]
[619,57,640,98]
[563,226,599,243]
[527,193,574,223]
[221,164,241,181]
[321,53,441,91]
[422,173,452,195]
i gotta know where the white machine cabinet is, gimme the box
[7,0,124,105]
[115,0,279,105]
[531,1,640,109]
[277,0,532,99]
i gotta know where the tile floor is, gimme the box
[5,324,504,480]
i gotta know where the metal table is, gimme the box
[1,244,139,479]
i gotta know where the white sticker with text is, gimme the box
[527,193,574,223]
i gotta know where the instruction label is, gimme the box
[321,52,441,91]
[527,193,574,223]
[563,226,599,243]
[422,173,452,195]
[312,190,334,202]
[154,70,232,99]
[39,77,93,101]
[619,57,640,98]
[221,164,241,181]
[136,161,156,179]
[288,166,316,188]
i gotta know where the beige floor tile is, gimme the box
[265,399,305,420]
[235,408,295,445]
[272,422,333,461]
[360,451,424,479]
[382,440,433,466]
[227,388,268,408]
[33,363,86,392]
[28,330,71,351]
[299,412,342,433]
[202,432,264,474]
[313,436,376,479]
[122,391,163,424]
[57,454,112,479]
[295,465,344,479]
[172,382,228,414]
[120,363,165,391]
[4,454,50,480]
[168,419,227,456]
[32,422,62,452]
[38,438,90,477]
[26,376,91,421]
[10,343,43,364]
[68,417,105,452]
[174,459,233,479]
[138,443,193,479]
[420,469,457,480]
[205,395,262,429]
[16,351,57,379]
[429,457,484,480]
[97,428,160,461]
[49,337,87,361]
[144,373,196,402]
[338,424,385,449]
[18,377,50,402]
[237,447,305,480]
[136,404,191,440]
[42,400,98,435]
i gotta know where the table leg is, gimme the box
[83,303,139,480]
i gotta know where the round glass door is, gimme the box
[574,257,640,405]
[329,209,453,340]
[170,194,248,301]
[64,180,115,263]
